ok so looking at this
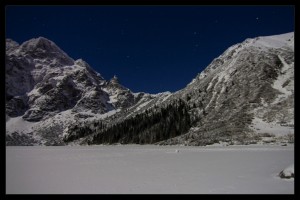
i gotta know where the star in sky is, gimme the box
[6,6,293,94]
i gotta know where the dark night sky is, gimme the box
[5,6,294,94]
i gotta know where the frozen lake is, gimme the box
[6,145,294,194]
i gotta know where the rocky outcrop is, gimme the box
[279,164,294,179]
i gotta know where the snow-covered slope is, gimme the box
[157,32,294,145]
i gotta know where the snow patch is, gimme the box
[151,91,171,97]
[27,87,40,96]
[252,32,294,49]
[250,117,293,136]
[6,116,37,135]
[205,91,217,110]
[108,94,118,104]
[271,55,293,105]
[135,100,153,112]
[155,92,172,104]
[94,109,119,119]
[132,92,141,98]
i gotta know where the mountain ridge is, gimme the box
[6,32,294,146]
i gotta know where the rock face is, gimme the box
[6,33,294,146]
[5,37,145,145]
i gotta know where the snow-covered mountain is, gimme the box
[5,37,156,145]
[157,32,294,145]
[6,33,294,146]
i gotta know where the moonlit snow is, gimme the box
[6,145,293,194]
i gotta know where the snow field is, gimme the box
[6,145,294,194]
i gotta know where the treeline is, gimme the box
[64,121,106,142]
[64,99,191,144]
[89,99,191,144]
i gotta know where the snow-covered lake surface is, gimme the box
[6,145,294,194]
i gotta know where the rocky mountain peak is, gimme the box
[74,59,89,68]
[20,37,57,52]
[6,39,19,52]
[6,36,142,144]
[110,75,119,84]
[12,37,75,66]
[191,32,294,84]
